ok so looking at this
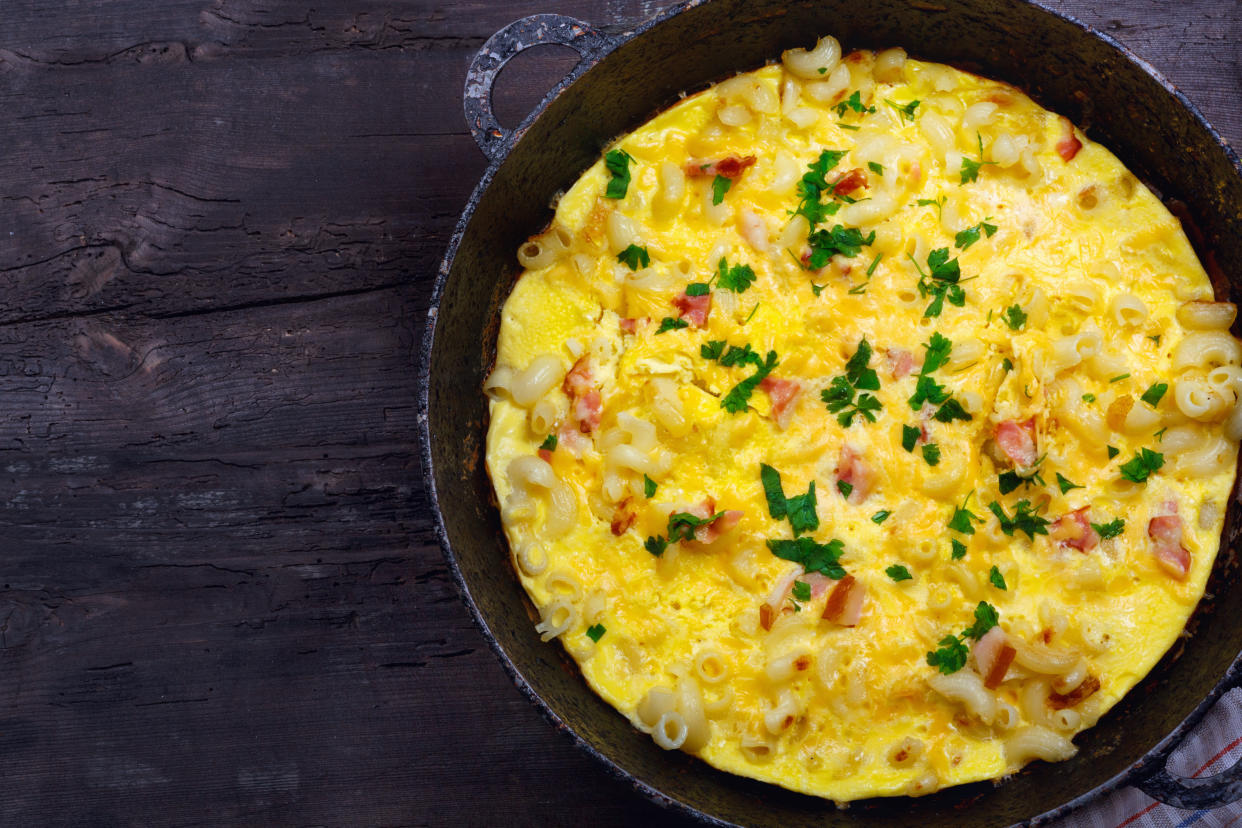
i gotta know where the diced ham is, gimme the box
[555,422,590,457]
[739,208,769,251]
[683,498,742,545]
[1049,675,1101,709]
[563,356,593,398]
[835,445,874,504]
[887,348,915,380]
[994,418,1038,468]
[1148,514,1191,579]
[537,448,553,463]
[619,317,639,334]
[685,155,757,179]
[760,568,801,631]
[801,572,835,600]
[1052,507,1100,552]
[759,376,802,430]
[822,575,865,626]
[573,389,602,433]
[671,291,712,327]
[907,161,922,186]
[610,498,636,536]
[972,627,1017,690]
[831,168,868,196]
[1056,117,1082,162]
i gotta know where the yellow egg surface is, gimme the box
[482,37,1242,802]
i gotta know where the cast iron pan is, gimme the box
[419,0,1242,823]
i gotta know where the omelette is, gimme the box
[482,37,1242,801]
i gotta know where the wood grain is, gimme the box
[0,1,1237,825]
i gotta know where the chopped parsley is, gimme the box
[907,333,972,423]
[604,148,633,199]
[1001,304,1027,331]
[656,317,688,334]
[792,580,812,602]
[1141,382,1169,407]
[884,98,920,121]
[700,340,726,361]
[988,566,1007,590]
[644,536,668,557]
[617,244,650,271]
[711,174,732,205]
[767,536,846,579]
[998,470,1041,495]
[1056,473,1083,494]
[959,132,997,185]
[643,474,657,498]
[1110,373,1131,383]
[868,161,885,175]
[811,282,827,296]
[1082,393,1097,403]
[821,337,883,426]
[759,464,819,536]
[951,539,968,560]
[539,434,557,452]
[886,564,913,582]
[721,349,779,413]
[1091,518,1125,539]
[922,443,941,466]
[715,257,757,293]
[948,493,984,535]
[837,479,854,498]
[1001,357,1014,372]
[806,225,876,269]
[988,499,1051,539]
[1107,445,1120,460]
[795,149,848,226]
[901,424,920,452]
[1119,447,1164,483]
[667,510,725,543]
[685,282,710,297]
[916,195,946,219]
[871,510,892,524]
[910,248,966,318]
[834,89,875,117]
[927,602,1000,674]
[586,623,606,642]
[955,220,998,250]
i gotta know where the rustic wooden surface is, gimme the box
[0,1,1238,825]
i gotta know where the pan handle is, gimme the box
[464,14,615,164]
[1133,665,1242,809]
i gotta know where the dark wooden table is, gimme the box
[1,1,1238,825]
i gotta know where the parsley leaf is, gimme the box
[884,98,920,121]
[643,475,657,498]
[845,338,881,389]
[1056,472,1082,494]
[1001,304,1027,331]
[791,580,812,602]
[617,244,650,271]
[951,539,967,560]
[656,317,688,334]
[917,195,946,219]
[715,257,757,293]
[963,601,1000,639]
[586,623,606,642]
[955,220,998,250]
[834,90,875,117]
[886,564,913,582]
[711,174,732,205]
[700,340,726,361]
[767,536,846,579]
[721,349,779,413]
[604,149,633,199]
[539,434,557,452]
[932,398,971,423]
[910,248,965,318]
[921,332,953,375]
[760,463,788,520]
[1091,518,1125,539]
[988,566,1007,590]
[948,494,983,535]
[988,499,1051,539]
[837,479,853,498]
[1082,393,1097,403]
[1107,445,1120,459]
[759,464,818,536]
[685,282,710,297]
[908,374,948,410]
[927,634,969,674]
[959,133,997,185]
[806,225,876,269]
[901,424,920,452]
[795,149,848,226]
[644,536,668,557]
[871,510,891,524]
[1120,447,1164,483]
[1141,382,1169,407]
[997,470,1037,495]
[922,443,941,466]
[822,338,883,426]
[667,510,725,543]
[868,161,884,175]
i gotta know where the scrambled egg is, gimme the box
[483,38,1240,801]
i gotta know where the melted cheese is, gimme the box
[484,41,1239,801]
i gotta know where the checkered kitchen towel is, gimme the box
[1050,688,1242,827]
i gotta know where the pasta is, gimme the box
[484,34,1240,803]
